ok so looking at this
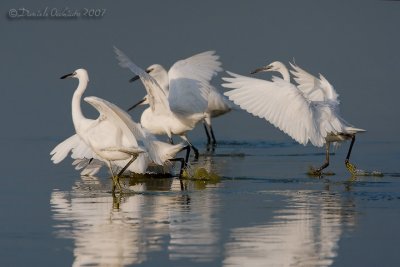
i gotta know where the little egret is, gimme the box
[222,61,365,175]
[126,52,232,145]
[54,69,189,191]
[115,47,219,158]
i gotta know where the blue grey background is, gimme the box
[1,0,399,143]
[1,1,400,267]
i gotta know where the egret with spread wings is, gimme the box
[222,61,365,175]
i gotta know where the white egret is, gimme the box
[54,69,189,191]
[115,48,219,158]
[222,61,365,175]
[126,52,232,145]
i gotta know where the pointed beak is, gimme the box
[129,75,140,83]
[129,69,152,83]
[250,65,271,75]
[60,73,74,79]
[127,97,147,112]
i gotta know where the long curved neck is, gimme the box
[71,78,88,132]
[277,66,290,82]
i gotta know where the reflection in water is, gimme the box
[51,164,356,266]
[223,190,356,267]
[50,176,220,266]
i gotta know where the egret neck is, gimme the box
[71,72,90,133]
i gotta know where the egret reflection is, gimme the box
[223,190,356,267]
[50,176,221,266]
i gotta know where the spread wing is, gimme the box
[168,51,222,117]
[114,47,170,114]
[50,134,104,175]
[50,134,99,164]
[222,71,324,147]
[289,63,339,103]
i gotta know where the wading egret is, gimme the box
[222,61,365,175]
[54,69,189,191]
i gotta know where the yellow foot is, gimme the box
[345,160,357,175]
[111,176,123,193]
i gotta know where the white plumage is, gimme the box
[222,61,365,174]
[115,47,223,158]
[125,50,232,145]
[51,68,187,190]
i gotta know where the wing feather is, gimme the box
[289,63,339,103]
[84,96,173,166]
[50,134,81,164]
[84,96,139,147]
[222,72,324,147]
[114,47,170,114]
[168,51,222,117]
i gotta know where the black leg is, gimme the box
[169,158,185,176]
[313,142,330,175]
[183,145,190,164]
[346,135,356,161]
[117,155,138,177]
[203,122,211,145]
[181,136,199,160]
[209,125,217,145]
[192,145,199,160]
[169,145,191,177]
[345,135,357,175]
[186,140,199,159]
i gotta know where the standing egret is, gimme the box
[222,61,365,175]
[126,52,232,145]
[115,48,218,159]
[56,69,189,191]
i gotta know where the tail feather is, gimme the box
[345,127,366,134]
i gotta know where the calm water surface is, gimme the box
[1,139,400,266]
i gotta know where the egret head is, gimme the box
[146,64,166,75]
[251,61,286,74]
[129,64,167,82]
[60,68,89,82]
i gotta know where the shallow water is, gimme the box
[1,139,400,266]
